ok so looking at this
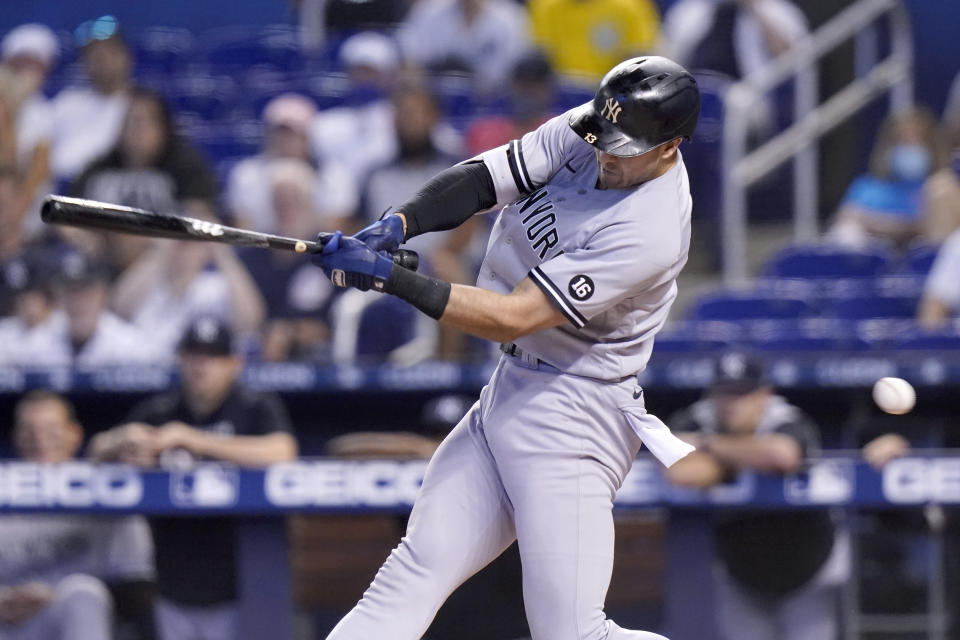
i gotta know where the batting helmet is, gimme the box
[569,56,701,157]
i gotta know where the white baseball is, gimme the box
[872,377,916,415]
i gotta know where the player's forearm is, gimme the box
[190,432,298,467]
[397,161,497,239]
[705,433,802,474]
[439,284,552,343]
[664,451,728,488]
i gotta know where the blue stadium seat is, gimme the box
[166,74,240,121]
[129,27,197,73]
[199,24,301,71]
[829,295,918,319]
[652,320,741,352]
[763,243,892,279]
[899,242,940,275]
[745,319,871,351]
[688,291,815,321]
[894,327,960,350]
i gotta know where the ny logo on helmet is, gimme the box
[601,97,622,124]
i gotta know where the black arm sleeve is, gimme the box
[399,161,497,239]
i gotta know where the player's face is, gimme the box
[179,352,242,408]
[595,139,681,189]
[14,400,82,463]
[713,388,771,434]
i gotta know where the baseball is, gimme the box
[872,377,916,415]
[295,240,307,253]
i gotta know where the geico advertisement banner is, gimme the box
[3,458,960,512]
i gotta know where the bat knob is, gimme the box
[392,249,419,272]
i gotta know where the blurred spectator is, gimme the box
[311,32,401,185]
[666,352,848,640]
[0,247,59,361]
[828,107,948,250]
[921,146,960,243]
[361,83,481,360]
[226,93,356,233]
[51,16,132,182]
[0,24,57,236]
[110,236,266,358]
[240,159,338,361]
[0,167,24,262]
[917,224,960,329]
[1,251,160,367]
[663,0,807,81]
[944,71,960,151]
[69,88,218,273]
[397,0,531,94]
[464,51,558,156]
[1,390,155,640]
[528,0,659,84]
[88,316,297,640]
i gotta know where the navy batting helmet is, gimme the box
[569,56,701,157]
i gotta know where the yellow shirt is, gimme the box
[529,0,661,83]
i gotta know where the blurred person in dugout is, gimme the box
[88,316,298,640]
[666,352,849,640]
[51,16,132,183]
[67,88,219,274]
[226,93,357,234]
[827,106,950,250]
[397,0,531,95]
[528,0,659,84]
[0,251,160,367]
[0,24,57,238]
[1,390,155,640]
[239,159,338,361]
[311,31,403,185]
[361,82,484,360]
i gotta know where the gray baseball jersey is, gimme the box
[478,110,692,380]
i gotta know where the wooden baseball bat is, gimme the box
[40,195,419,271]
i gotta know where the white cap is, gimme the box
[1,24,58,67]
[339,31,399,73]
[263,93,317,133]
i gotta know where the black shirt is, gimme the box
[671,395,836,596]
[126,383,292,606]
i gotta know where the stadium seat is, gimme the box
[199,24,301,71]
[652,320,740,352]
[899,242,940,275]
[894,330,960,350]
[763,243,892,279]
[745,319,871,351]
[829,295,919,319]
[129,26,197,73]
[687,290,815,321]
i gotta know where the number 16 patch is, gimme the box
[568,275,594,301]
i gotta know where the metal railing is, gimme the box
[721,0,914,285]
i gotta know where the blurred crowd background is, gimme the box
[2,0,960,639]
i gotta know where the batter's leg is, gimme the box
[484,360,662,640]
[326,402,517,640]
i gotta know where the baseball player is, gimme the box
[315,56,701,640]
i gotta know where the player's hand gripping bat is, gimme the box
[40,195,420,271]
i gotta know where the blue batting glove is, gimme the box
[353,214,405,253]
[313,231,394,291]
